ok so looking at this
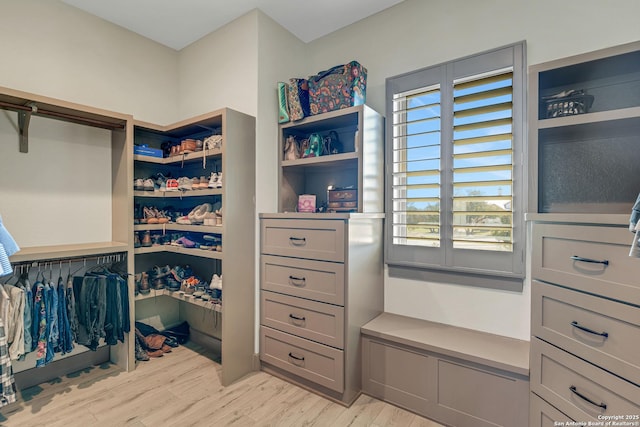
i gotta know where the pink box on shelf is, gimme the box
[297,194,316,213]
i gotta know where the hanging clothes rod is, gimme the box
[10,251,128,268]
[0,100,126,130]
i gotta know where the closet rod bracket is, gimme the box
[18,103,37,153]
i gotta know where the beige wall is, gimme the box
[1,0,639,342]
[302,0,640,340]
[177,10,260,120]
[0,0,178,124]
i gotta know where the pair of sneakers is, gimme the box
[208,172,223,189]
[134,178,155,191]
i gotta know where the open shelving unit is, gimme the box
[132,108,255,386]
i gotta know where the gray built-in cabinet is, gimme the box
[259,104,385,405]
[527,41,640,425]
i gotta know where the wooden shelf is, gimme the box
[134,224,223,234]
[281,151,358,168]
[134,148,222,165]
[537,106,640,129]
[9,241,128,263]
[134,244,222,259]
[133,188,222,198]
[135,288,222,312]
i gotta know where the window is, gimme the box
[385,42,526,288]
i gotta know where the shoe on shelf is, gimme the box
[187,203,212,224]
[166,178,179,191]
[135,334,150,361]
[208,172,219,189]
[215,172,223,188]
[191,177,201,190]
[134,232,141,248]
[204,134,223,150]
[141,231,152,247]
[154,174,167,192]
[166,276,181,291]
[143,206,159,224]
[172,236,197,248]
[156,210,170,224]
[134,178,144,191]
[139,272,151,294]
[178,177,192,191]
[176,216,192,225]
[143,178,155,191]
[203,212,215,226]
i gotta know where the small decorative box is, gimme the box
[297,194,316,213]
[327,186,357,211]
[133,144,163,158]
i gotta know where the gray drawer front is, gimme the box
[261,255,345,305]
[261,218,345,262]
[530,392,574,427]
[260,326,344,392]
[532,223,640,304]
[532,280,640,386]
[530,338,640,422]
[261,291,344,349]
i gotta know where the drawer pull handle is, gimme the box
[288,275,306,286]
[288,352,305,362]
[571,321,609,338]
[289,237,307,246]
[569,386,607,410]
[570,255,609,266]
[289,314,306,322]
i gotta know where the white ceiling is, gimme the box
[61,0,404,50]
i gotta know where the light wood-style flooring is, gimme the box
[0,343,444,427]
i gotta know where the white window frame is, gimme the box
[384,42,526,290]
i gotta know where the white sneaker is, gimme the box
[209,274,221,290]
[208,172,219,188]
[143,178,155,191]
[215,172,223,189]
[134,178,144,191]
[178,177,192,191]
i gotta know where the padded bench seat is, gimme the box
[361,313,530,427]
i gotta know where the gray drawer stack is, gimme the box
[259,214,383,406]
[530,222,640,425]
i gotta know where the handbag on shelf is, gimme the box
[322,130,343,155]
[287,78,311,121]
[277,82,290,124]
[308,60,367,115]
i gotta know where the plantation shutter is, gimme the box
[452,69,514,252]
[391,84,442,248]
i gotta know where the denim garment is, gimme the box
[103,275,117,346]
[33,282,48,367]
[31,282,41,353]
[77,275,108,351]
[66,275,78,344]
[119,276,130,335]
[43,283,54,365]
[48,281,59,352]
[57,277,73,354]
[22,280,32,355]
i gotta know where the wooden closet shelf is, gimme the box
[135,288,222,312]
[133,189,222,198]
[9,241,128,263]
[134,224,223,234]
[134,245,223,259]
[133,149,222,165]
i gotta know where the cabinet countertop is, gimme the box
[259,212,385,220]
[525,213,629,226]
